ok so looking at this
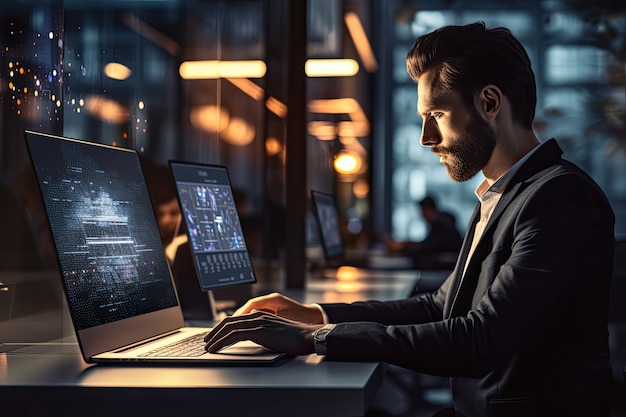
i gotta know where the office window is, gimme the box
[545,45,613,84]
[385,1,626,240]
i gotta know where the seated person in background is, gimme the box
[204,22,615,417]
[156,195,186,262]
[387,195,462,269]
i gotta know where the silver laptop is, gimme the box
[24,130,283,365]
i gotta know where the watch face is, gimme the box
[314,326,333,342]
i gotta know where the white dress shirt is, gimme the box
[463,143,541,276]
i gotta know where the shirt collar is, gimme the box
[475,143,541,201]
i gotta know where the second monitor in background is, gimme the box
[310,190,413,271]
[169,161,257,317]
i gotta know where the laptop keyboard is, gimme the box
[139,332,208,357]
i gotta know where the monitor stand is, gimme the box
[206,289,219,321]
[171,241,219,323]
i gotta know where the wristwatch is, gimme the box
[312,324,336,355]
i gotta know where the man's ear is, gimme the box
[479,85,502,120]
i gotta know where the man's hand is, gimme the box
[233,292,324,324]
[204,310,323,355]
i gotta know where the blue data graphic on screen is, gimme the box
[170,162,256,290]
[26,133,178,331]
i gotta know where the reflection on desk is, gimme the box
[301,267,422,304]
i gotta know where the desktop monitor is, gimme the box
[169,161,257,292]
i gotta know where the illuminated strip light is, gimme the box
[179,60,267,79]
[226,78,264,100]
[266,96,287,118]
[122,13,181,56]
[308,121,337,141]
[344,12,378,73]
[308,98,360,114]
[305,59,359,77]
[225,78,287,118]
[104,62,131,80]
[308,98,370,140]
[85,95,129,124]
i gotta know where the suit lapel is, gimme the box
[444,139,564,318]
[444,204,480,318]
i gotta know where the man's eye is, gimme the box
[431,112,443,120]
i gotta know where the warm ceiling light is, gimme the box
[308,98,371,139]
[85,95,129,124]
[265,137,283,156]
[334,153,361,174]
[308,98,360,114]
[337,120,370,137]
[104,62,131,80]
[265,96,287,118]
[226,78,264,100]
[308,121,337,140]
[222,117,256,146]
[344,12,378,73]
[305,59,359,77]
[189,105,230,133]
[179,60,267,79]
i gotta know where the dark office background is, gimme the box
[1,1,625,412]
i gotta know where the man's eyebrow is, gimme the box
[418,90,453,117]
[417,103,437,118]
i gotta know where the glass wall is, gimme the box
[1,0,66,348]
[0,0,282,348]
[0,0,379,346]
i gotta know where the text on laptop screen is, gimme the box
[26,133,178,331]
[169,162,256,290]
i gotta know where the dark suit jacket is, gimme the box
[321,139,615,417]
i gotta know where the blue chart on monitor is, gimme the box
[172,164,256,290]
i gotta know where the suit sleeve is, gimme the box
[320,172,614,377]
[322,274,451,325]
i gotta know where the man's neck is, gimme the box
[483,129,540,185]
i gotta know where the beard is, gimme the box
[432,109,496,182]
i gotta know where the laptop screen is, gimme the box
[25,131,178,331]
[169,161,256,290]
[310,190,344,260]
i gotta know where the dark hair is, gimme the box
[419,195,437,210]
[406,22,536,130]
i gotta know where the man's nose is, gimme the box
[420,119,440,147]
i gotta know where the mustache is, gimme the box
[432,145,456,155]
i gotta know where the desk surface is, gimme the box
[0,342,386,417]
[0,268,423,417]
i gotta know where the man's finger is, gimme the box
[204,310,266,343]
[206,326,263,353]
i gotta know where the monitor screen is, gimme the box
[169,161,256,290]
[310,190,344,260]
[25,131,178,331]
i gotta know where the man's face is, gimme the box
[417,69,496,182]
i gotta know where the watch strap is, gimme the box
[312,323,336,355]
